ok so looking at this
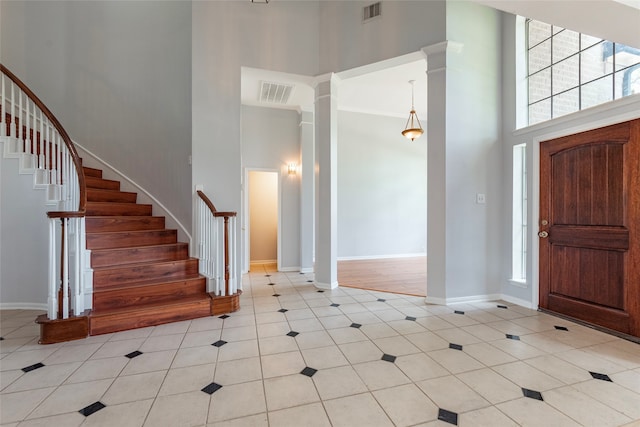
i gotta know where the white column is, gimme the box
[299,109,314,274]
[422,41,463,305]
[313,74,339,289]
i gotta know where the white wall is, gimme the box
[0,152,49,308]
[0,1,193,230]
[337,110,427,258]
[249,171,278,263]
[242,106,301,270]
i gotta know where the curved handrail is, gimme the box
[1,63,86,213]
[196,190,218,214]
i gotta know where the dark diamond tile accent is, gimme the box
[506,334,520,340]
[278,308,288,313]
[300,272,305,275]
[381,354,397,363]
[522,388,544,401]
[454,310,465,315]
[497,304,508,309]
[219,314,230,319]
[330,303,340,307]
[265,274,271,277]
[300,367,317,377]
[554,325,569,331]
[22,362,45,373]
[212,340,227,347]
[350,323,362,329]
[307,280,314,283]
[377,298,386,302]
[405,316,417,321]
[317,290,324,293]
[79,401,106,417]
[0,337,4,340]
[268,282,275,286]
[202,382,223,395]
[449,343,463,351]
[125,351,143,359]
[273,294,281,297]
[438,408,458,425]
[590,371,613,382]
[287,331,299,337]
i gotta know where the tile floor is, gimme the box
[1,265,640,426]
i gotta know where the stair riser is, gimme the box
[91,244,189,268]
[87,230,177,250]
[92,278,207,311]
[86,217,166,233]
[93,259,200,289]
[87,189,137,204]
[82,167,102,178]
[89,299,211,335]
[87,203,152,216]
[86,176,120,190]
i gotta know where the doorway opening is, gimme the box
[246,170,279,272]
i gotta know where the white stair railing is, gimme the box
[194,190,239,296]
[1,64,88,321]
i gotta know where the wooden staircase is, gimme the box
[82,166,212,335]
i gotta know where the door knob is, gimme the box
[538,231,548,238]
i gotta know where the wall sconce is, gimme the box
[288,163,298,175]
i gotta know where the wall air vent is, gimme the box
[259,81,294,105]
[363,2,381,21]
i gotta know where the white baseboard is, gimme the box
[0,303,47,311]
[315,281,339,290]
[250,259,277,264]
[424,293,533,310]
[500,294,536,309]
[338,253,426,261]
[278,266,300,272]
[300,267,314,274]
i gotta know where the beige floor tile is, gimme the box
[287,317,324,332]
[0,369,23,391]
[207,413,268,427]
[510,315,561,332]
[294,330,334,350]
[373,383,439,426]
[82,399,153,427]
[572,379,640,420]
[102,370,165,405]
[610,369,640,394]
[545,385,633,426]
[417,375,490,413]
[338,303,368,314]
[222,314,256,328]
[427,348,485,374]
[180,330,222,348]
[519,332,575,353]
[27,379,112,419]
[387,319,427,335]
[268,402,331,427]
[263,374,320,411]
[215,356,262,385]
[256,321,290,338]
[360,323,399,339]
[187,316,225,332]
[144,390,210,427]
[352,360,411,391]
[458,406,519,427]
[318,315,352,330]
[312,365,368,399]
[457,368,522,404]
[415,316,456,331]
[149,320,191,337]
[109,327,154,342]
[540,328,614,349]
[89,338,146,360]
[338,341,383,364]
[489,338,548,360]
[301,345,349,369]
[0,387,55,424]
[261,351,305,378]
[217,340,259,361]
[327,327,368,344]
[120,349,176,376]
[208,380,266,423]
[220,326,257,342]
[464,311,504,324]
[324,392,394,427]
[372,335,421,356]
[11,412,84,427]
[159,363,215,396]
[523,354,593,384]
[555,348,628,374]
[404,331,450,352]
[138,333,184,353]
[0,336,34,354]
[496,397,581,427]
[583,343,640,369]
[395,353,449,382]
[492,361,565,391]
[463,342,517,366]
[4,361,81,392]
[171,345,219,369]
[255,311,287,325]
[258,335,298,355]
[347,311,384,325]
[437,313,480,327]
[372,309,406,321]
[0,347,59,371]
[460,324,505,342]
[65,357,128,384]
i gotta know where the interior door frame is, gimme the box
[530,109,640,310]
[243,167,282,274]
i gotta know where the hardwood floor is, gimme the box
[338,256,427,297]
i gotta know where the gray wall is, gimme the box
[0,1,193,231]
[241,106,301,270]
[337,111,427,258]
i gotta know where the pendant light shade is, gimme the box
[401,80,424,141]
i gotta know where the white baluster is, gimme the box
[10,81,16,139]
[48,219,58,320]
[1,74,5,138]
[37,102,43,169]
[25,96,31,152]
[18,88,23,148]
[62,218,69,319]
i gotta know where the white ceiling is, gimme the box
[241,0,640,117]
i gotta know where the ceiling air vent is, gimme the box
[363,2,381,21]
[260,81,294,105]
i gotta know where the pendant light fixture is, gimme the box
[401,80,424,141]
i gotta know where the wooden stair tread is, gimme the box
[90,243,189,268]
[87,188,138,203]
[92,257,199,272]
[90,295,210,316]
[92,275,206,295]
[82,167,102,178]
[86,216,166,232]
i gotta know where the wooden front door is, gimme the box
[539,119,640,337]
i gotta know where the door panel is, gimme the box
[540,119,640,337]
